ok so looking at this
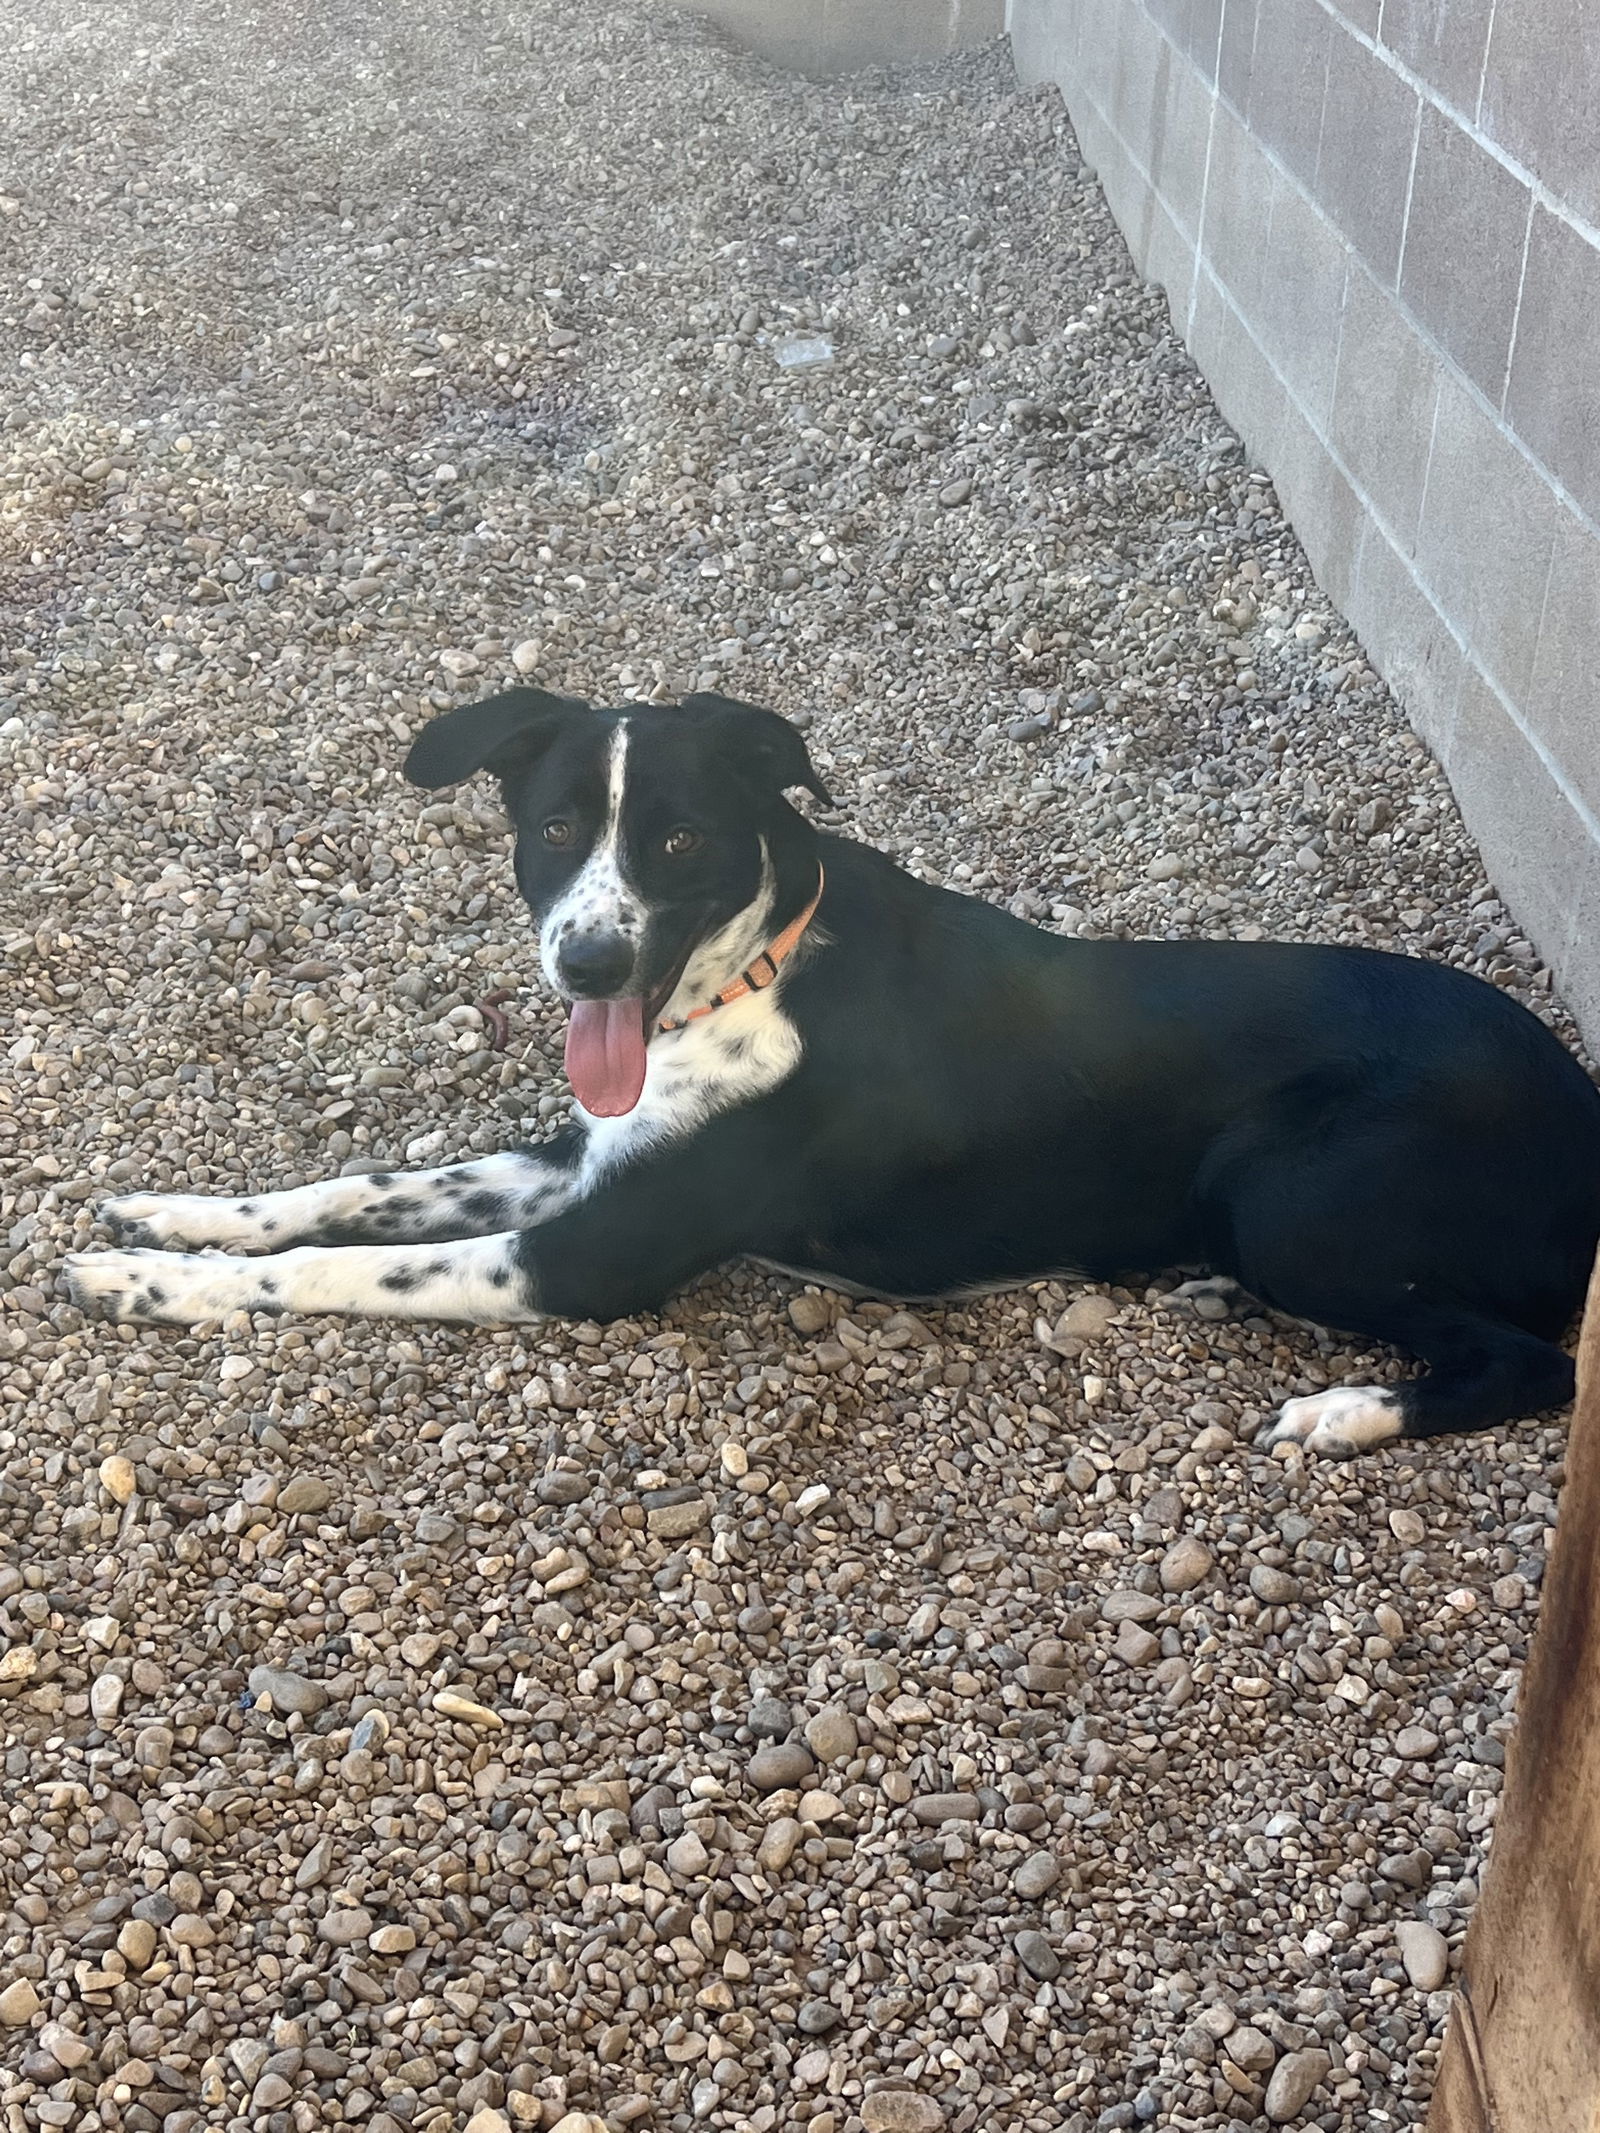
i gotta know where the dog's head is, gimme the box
[404,687,829,1115]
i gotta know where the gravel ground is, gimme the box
[0,4,1584,2131]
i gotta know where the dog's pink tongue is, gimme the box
[564,998,648,1117]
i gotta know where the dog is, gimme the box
[66,686,1600,1456]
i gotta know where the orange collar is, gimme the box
[657,868,825,1034]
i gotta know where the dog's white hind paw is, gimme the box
[1171,1276,1244,1321]
[1260,1385,1406,1457]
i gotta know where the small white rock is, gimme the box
[1396,1919,1449,1991]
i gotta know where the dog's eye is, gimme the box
[664,828,702,858]
[542,819,574,847]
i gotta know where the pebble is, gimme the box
[89,1671,124,1723]
[1102,1589,1162,1623]
[804,1705,858,1764]
[1395,1726,1442,1759]
[666,1830,710,1877]
[747,1697,793,1739]
[0,1979,41,2026]
[1264,2047,1332,2121]
[1396,1918,1450,1989]
[1113,1620,1160,1666]
[1249,1564,1299,1603]
[911,1793,980,1825]
[278,1474,333,1514]
[117,1918,157,1968]
[862,2093,947,2132]
[432,1690,504,1728]
[318,1907,374,1945]
[97,1454,138,1504]
[1013,1851,1061,1899]
[756,1817,804,1871]
[1014,1930,1060,1981]
[787,1292,832,1335]
[1060,1294,1118,1338]
[646,1497,708,1538]
[1389,1508,1428,1544]
[1159,1535,1214,1592]
[247,1665,329,1716]
[1225,2025,1277,2072]
[749,1742,815,1791]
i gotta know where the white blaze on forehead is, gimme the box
[539,717,647,987]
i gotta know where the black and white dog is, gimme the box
[67,688,1600,1456]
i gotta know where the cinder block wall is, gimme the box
[1008,0,1600,1046]
[690,0,1004,76]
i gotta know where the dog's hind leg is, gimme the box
[1260,1308,1574,1456]
[66,1229,544,1328]
[96,1132,584,1253]
[1200,1062,1591,1455]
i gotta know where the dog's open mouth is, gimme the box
[564,997,650,1118]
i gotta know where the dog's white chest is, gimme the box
[579,986,803,1178]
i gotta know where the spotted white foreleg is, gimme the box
[97,1144,582,1254]
[65,1231,541,1327]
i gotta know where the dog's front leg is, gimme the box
[96,1133,585,1253]
[66,1230,542,1329]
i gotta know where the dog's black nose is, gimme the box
[557,932,637,998]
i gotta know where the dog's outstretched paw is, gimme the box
[65,1248,267,1327]
[1259,1385,1405,1457]
[67,1248,182,1324]
[101,1193,210,1251]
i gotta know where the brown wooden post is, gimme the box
[1427,1252,1600,2131]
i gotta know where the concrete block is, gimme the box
[1148,0,1225,82]
[1527,510,1600,822]
[1197,99,1280,319]
[1141,194,1199,325]
[1147,32,1217,236]
[1342,521,1463,756]
[1314,20,1420,287]
[1007,0,1081,84]
[1445,669,1600,993]
[1270,397,1366,611]
[1379,0,1495,115]
[1415,374,1560,705]
[1189,269,1290,475]
[1399,102,1534,403]
[1504,206,1600,525]
[1217,0,1258,116]
[1329,264,1442,556]
[1069,0,1117,122]
[1109,0,1168,178]
[1482,0,1600,229]
[1244,0,1330,189]
[1064,77,1118,189]
[689,0,1005,74]
[1251,172,1351,429]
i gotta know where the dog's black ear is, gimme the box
[679,692,832,805]
[403,688,590,790]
